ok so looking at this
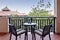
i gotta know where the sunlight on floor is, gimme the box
[50,32,54,34]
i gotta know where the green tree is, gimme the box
[29,0,51,17]
[29,9,51,17]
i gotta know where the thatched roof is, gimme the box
[2,6,10,11]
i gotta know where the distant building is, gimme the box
[0,6,27,16]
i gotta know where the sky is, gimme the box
[0,0,54,14]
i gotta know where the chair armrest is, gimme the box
[16,27,25,32]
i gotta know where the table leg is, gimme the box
[31,26,36,40]
[32,33,36,40]
[24,26,28,40]
[25,32,28,40]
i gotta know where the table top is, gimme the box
[23,22,37,26]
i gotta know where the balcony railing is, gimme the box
[9,16,56,33]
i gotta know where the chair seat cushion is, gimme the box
[16,29,22,32]
[38,29,43,32]
[34,30,42,35]
[17,30,26,35]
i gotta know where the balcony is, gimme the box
[0,0,60,40]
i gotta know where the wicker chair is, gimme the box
[34,24,52,40]
[9,24,26,40]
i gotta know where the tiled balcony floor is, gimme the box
[0,32,60,40]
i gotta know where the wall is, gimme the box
[56,0,60,33]
[0,16,8,33]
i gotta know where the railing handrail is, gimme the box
[8,16,56,18]
[9,16,56,33]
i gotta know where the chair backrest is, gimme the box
[9,24,17,35]
[42,24,52,36]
